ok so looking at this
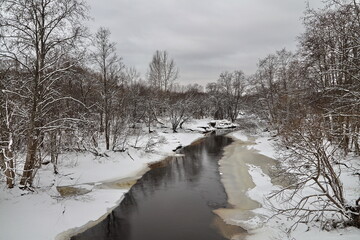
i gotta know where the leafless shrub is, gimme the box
[268,115,359,232]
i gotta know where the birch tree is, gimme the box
[0,68,17,188]
[0,0,88,188]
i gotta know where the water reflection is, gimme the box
[71,135,240,240]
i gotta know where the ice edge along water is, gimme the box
[214,131,278,239]
[223,131,360,240]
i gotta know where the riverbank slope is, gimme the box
[219,130,360,240]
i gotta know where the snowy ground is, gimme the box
[227,130,360,240]
[1,119,359,240]
[0,119,212,240]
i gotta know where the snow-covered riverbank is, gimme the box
[223,130,360,240]
[0,119,214,240]
[1,120,359,240]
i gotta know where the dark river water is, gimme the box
[71,134,242,240]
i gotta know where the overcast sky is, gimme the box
[88,0,324,86]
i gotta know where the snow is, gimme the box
[211,119,238,129]
[229,131,277,158]
[1,187,127,240]
[1,119,359,240]
[227,130,360,240]
[0,119,207,240]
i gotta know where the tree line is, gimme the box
[0,0,245,189]
[249,0,360,229]
[0,0,359,227]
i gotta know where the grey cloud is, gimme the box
[88,0,324,85]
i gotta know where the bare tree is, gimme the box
[0,78,16,188]
[206,82,224,119]
[166,92,198,133]
[206,70,246,121]
[91,27,124,150]
[229,70,246,121]
[0,0,89,188]
[148,50,178,92]
[300,0,360,154]
[270,114,359,231]
[256,54,279,125]
[265,0,360,230]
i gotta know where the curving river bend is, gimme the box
[70,133,276,240]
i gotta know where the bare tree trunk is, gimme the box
[100,111,104,133]
[20,132,38,187]
[0,149,15,188]
[105,108,110,150]
[50,131,59,174]
[342,116,350,155]
[21,75,40,187]
[148,112,152,133]
[1,0,89,188]
[353,124,360,155]
[5,152,15,188]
